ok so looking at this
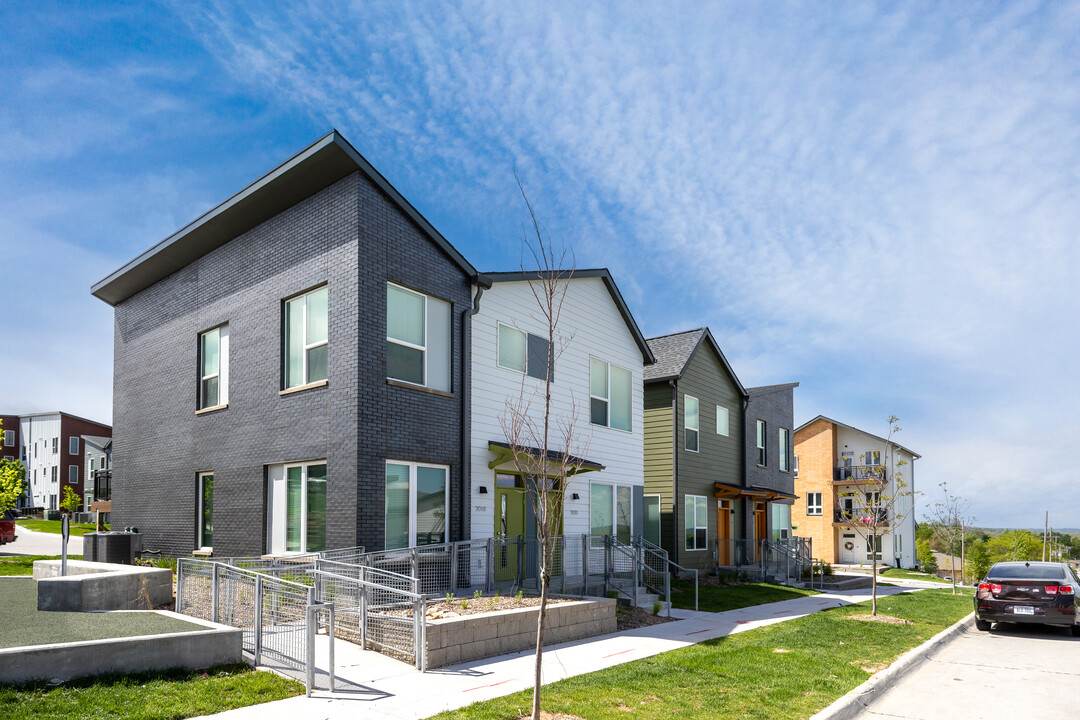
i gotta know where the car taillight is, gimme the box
[1058,586,1074,596]
[990,583,1003,594]
[978,583,991,592]
[1045,586,1059,595]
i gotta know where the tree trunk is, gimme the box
[871,560,878,615]
[532,564,549,719]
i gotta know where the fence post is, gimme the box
[175,559,184,615]
[328,605,336,694]
[582,534,589,596]
[635,541,642,592]
[411,546,419,581]
[360,580,367,651]
[486,538,495,592]
[254,575,263,665]
[305,605,315,697]
[211,562,220,625]
[450,541,459,594]
[517,536,524,589]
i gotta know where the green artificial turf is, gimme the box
[16,519,106,536]
[427,588,972,720]
[0,578,203,649]
[0,664,303,719]
[670,579,818,612]
[0,555,83,577]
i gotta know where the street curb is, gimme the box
[809,611,975,720]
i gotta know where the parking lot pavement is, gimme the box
[852,621,1080,718]
[0,525,84,557]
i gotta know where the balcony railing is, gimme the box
[833,508,888,524]
[833,465,887,483]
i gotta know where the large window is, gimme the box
[643,495,661,547]
[69,436,78,455]
[755,420,767,466]
[199,325,229,409]
[267,461,326,553]
[684,395,699,452]
[497,323,552,382]
[385,462,449,549]
[68,465,77,483]
[198,472,213,550]
[3,430,13,447]
[284,286,328,390]
[386,282,451,392]
[590,482,632,543]
[590,358,632,431]
[778,427,789,471]
[866,534,883,560]
[685,494,708,550]
[806,492,822,516]
[715,405,729,436]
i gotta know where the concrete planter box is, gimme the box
[34,560,172,611]
[426,597,616,668]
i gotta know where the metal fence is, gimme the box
[713,538,754,570]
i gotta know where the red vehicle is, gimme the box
[974,561,1080,636]
[0,511,16,545]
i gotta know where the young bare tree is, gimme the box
[499,179,589,720]
[927,482,970,595]
[835,415,916,615]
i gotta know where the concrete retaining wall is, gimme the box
[426,598,616,668]
[34,560,172,611]
[0,613,242,685]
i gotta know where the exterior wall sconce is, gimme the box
[571,492,580,500]
[479,486,488,494]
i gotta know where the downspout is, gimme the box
[461,274,492,543]
[669,379,678,566]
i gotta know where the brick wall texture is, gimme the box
[111,171,472,557]
[792,418,837,563]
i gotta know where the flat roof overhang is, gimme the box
[487,441,604,476]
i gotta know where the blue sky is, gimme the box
[2,1,1078,529]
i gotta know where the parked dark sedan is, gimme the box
[974,561,1079,636]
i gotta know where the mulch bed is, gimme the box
[425,595,575,619]
[845,613,912,625]
[617,605,676,631]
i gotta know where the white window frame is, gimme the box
[715,405,729,436]
[386,282,451,391]
[267,460,328,554]
[384,460,450,549]
[866,533,883,560]
[590,481,635,543]
[590,357,633,432]
[198,324,229,410]
[67,465,77,484]
[496,322,551,382]
[794,455,799,478]
[387,283,428,386]
[684,395,699,452]
[69,436,78,455]
[284,285,328,390]
[685,494,709,551]
[197,471,213,550]
[756,420,767,466]
[806,492,822,516]
[52,437,58,454]
[3,429,13,447]
[778,427,789,472]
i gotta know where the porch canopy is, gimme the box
[714,482,797,501]
[487,441,604,476]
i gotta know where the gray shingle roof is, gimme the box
[747,382,800,396]
[643,329,705,382]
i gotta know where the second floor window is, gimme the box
[199,324,229,409]
[3,430,13,447]
[778,427,789,471]
[806,492,822,515]
[715,405,729,436]
[284,286,328,389]
[386,282,451,392]
[68,465,77,483]
[590,358,632,431]
[684,395,699,452]
[497,323,552,382]
[52,437,58,453]
[756,420,767,466]
[68,437,78,455]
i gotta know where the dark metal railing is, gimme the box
[833,508,888,524]
[833,465,887,483]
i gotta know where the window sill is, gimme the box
[195,404,228,416]
[589,422,633,434]
[192,548,213,557]
[280,380,328,396]
[387,378,454,398]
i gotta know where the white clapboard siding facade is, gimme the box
[20,413,61,510]
[834,424,918,568]
[469,271,653,542]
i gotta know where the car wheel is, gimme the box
[975,618,991,632]
[1071,624,1080,638]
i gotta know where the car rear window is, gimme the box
[988,565,1066,581]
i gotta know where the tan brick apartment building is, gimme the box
[793,416,918,568]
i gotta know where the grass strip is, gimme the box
[880,568,952,584]
[0,555,84,577]
[16,519,105,536]
[0,663,303,719]
[427,588,972,720]
[671,579,818,612]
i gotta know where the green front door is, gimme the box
[495,473,525,581]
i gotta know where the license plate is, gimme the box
[1013,606,1035,615]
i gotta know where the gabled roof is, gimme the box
[796,415,921,459]
[15,411,111,429]
[643,328,747,397]
[92,130,477,306]
[481,269,655,364]
[747,382,800,397]
[81,435,112,450]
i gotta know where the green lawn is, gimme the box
[0,664,303,719]
[671,579,818,612]
[427,589,972,720]
[16,519,107,536]
[0,578,202,649]
[880,568,951,584]
[0,555,83,577]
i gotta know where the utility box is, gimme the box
[84,531,142,565]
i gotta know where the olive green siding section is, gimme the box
[673,344,745,569]
[643,383,674,555]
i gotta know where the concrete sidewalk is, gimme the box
[199,585,915,720]
[0,525,84,557]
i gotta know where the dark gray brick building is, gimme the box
[92,132,477,558]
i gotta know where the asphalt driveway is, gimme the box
[0,525,84,556]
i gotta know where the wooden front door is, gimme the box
[716,499,731,565]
